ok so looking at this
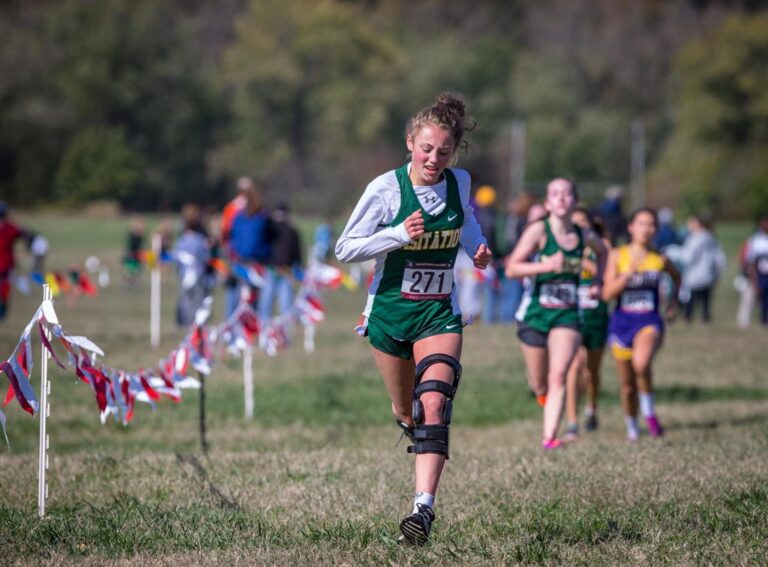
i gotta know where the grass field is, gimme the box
[1,215,766,565]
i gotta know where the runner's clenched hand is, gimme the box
[403,210,425,240]
[473,244,492,269]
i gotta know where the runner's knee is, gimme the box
[419,391,447,423]
[621,381,636,397]
[631,359,650,376]
[406,354,462,458]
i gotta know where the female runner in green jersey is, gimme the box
[336,93,491,544]
[505,179,607,450]
[564,207,612,440]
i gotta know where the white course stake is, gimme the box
[244,345,254,420]
[38,284,52,519]
[150,233,162,348]
[303,324,316,353]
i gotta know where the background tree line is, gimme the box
[0,0,766,217]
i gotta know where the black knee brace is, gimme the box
[407,353,462,458]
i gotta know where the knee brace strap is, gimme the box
[415,353,462,393]
[414,380,454,399]
[407,354,462,458]
[412,354,462,425]
[407,424,449,457]
[412,383,454,425]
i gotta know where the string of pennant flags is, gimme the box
[14,250,359,299]
[14,264,103,298]
[0,260,354,448]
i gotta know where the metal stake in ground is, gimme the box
[38,284,52,519]
[199,368,208,455]
[150,233,162,348]
[243,344,254,420]
[191,298,214,456]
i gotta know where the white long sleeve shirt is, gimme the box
[335,165,486,263]
[335,165,488,319]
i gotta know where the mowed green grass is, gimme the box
[1,215,767,565]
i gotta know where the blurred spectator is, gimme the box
[222,177,255,316]
[30,234,49,274]
[204,213,223,297]
[173,204,211,327]
[226,181,274,316]
[503,193,536,256]
[745,212,768,326]
[455,248,482,322]
[0,202,32,320]
[474,185,499,252]
[221,176,251,247]
[735,237,755,328]
[653,207,680,252]
[123,216,146,288]
[153,217,175,260]
[260,203,302,321]
[473,185,501,324]
[311,221,334,263]
[500,193,537,323]
[678,212,725,323]
[598,185,628,245]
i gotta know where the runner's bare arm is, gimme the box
[602,248,628,301]
[584,229,608,297]
[504,221,559,278]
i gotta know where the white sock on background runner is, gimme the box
[413,492,434,514]
[624,416,639,440]
[639,393,655,417]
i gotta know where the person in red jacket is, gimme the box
[0,202,32,320]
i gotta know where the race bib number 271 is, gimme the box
[401,261,453,300]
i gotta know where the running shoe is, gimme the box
[584,414,598,432]
[626,428,639,443]
[398,503,435,545]
[563,423,579,442]
[646,415,664,438]
[542,438,562,451]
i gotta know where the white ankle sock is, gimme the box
[624,416,639,438]
[413,492,434,513]
[585,406,596,417]
[639,393,655,418]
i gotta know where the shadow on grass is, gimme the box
[667,411,768,432]
[655,385,768,431]
[655,385,768,404]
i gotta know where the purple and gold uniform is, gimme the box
[607,246,665,361]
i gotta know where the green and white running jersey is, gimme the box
[578,249,609,323]
[335,162,487,342]
[516,219,583,333]
[366,164,464,339]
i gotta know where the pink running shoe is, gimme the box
[542,438,562,451]
[646,415,664,438]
